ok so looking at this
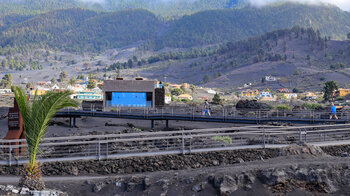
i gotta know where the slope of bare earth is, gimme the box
[1,30,350,92]
[137,35,350,90]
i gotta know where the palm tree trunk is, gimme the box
[18,163,45,190]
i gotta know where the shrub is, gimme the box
[302,102,321,110]
[211,136,232,144]
[277,105,291,110]
[181,99,189,103]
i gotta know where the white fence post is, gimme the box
[182,131,185,155]
[9,146,12,166]
[98,140,101,160]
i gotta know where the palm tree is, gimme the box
[12,87,78,190]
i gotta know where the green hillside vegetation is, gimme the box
[0,0,245,17]
[0,0,79,15]
[0,9,161,53]
[67,10,162,52]
[0,8,98,53]
[154,3,350,49]
[100,0,246,17]
[0,3,350,53]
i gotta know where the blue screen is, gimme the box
[111,92,148,107]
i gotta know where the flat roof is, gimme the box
[104,80,156,92]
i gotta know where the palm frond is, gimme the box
[12,87,78,168]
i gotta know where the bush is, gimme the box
[171,88,184,96]
[277,105,291,110]
[336,96,344,101]
[181,99,189,103]
[302,102,321,110]
[211,136,232,144]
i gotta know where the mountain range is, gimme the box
[0,2,349,53]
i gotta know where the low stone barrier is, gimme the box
[0,145,348,177]
[0,149,279,176]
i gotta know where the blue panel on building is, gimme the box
[111,92,148,107]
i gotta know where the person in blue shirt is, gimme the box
[330,103,338,119]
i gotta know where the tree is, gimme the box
[212,93,223,105]
[69,77,76,85]
[202,74,210,83]
[59,71,67,82]
[127,59,133,68]
[0,74,12,88]
[347,33,350,40]
[87,79,96,89]
[26,83,33,90]
[292,88,300,93]
[323,81,338,101]
[51,78,56,84]
[13,87,78,190]
[171,88,184,96]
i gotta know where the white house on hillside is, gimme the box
[207,89,216,94]
[265,76,277,82]
[165,95,171,104]
[50,84,60,90]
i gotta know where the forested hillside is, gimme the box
[154,3,350,49]
[0,2,349,53]
[0,9,162,53]
[98,0,245,17]
[67,10,162,52]
[0,0,245,17]
[0,8,98,52]
[0,0,79,15]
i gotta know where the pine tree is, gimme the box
[212,93,223,105]
[323,81,338,101]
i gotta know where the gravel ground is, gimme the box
[1,156,348,195]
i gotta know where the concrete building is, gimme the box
[283,93,298,99]
[241,89,259,97]
[265,76,277,82]
[207,89,216,94]
[165,95,171,104]
[103,79,164,108]
[259,92,273,98]
[71,91,103,100]
[178,94,193,101]
[335,89,350,97]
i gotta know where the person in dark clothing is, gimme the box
[204,100,211,116]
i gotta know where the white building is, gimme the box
[165,95,171,104]
[207,89,216,94]
[0,89,11,94]
[265,76,277,82]
[259,92,273,98]
[284,93,298,99]
[50,84,60,90]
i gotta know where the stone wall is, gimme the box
[0,149,279,176]
[0,145,349,177]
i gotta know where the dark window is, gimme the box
[146,92,152,101]
[106,92,112,101]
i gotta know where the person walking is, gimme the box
[330,103,338,119]
[204,100,211,116]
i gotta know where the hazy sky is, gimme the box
[248,0,350,10]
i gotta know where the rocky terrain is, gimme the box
[0,144,350,195]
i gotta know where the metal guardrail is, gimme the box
[1,124,350,165]
[62,106,350,121]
